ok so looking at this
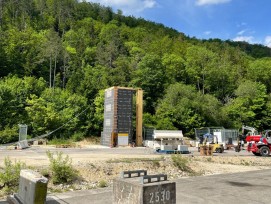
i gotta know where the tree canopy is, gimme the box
[0,0,271,141]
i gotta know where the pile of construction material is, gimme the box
[199,145,213,156]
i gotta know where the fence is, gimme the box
[195,127,239,144]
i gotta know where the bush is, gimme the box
[71,132,84,142]
[171,155,193,173]
[46,151,78,184]
[98,180,108,188]
[40,168,50,178]
[0,127,18,144]
[47,138,72,145]
[0,157,26,193]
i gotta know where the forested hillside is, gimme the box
[1,0,271,142]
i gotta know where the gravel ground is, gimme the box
[1,145,271,198]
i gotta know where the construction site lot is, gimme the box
[1,144,271,199]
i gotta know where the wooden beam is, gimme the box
[112,87,118,147]
[136,89,143,146]
[105,86,136,91]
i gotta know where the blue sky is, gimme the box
[86,0,271,47]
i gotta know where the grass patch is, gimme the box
[48,138,73,145]
[98,180,108,188]
[206,157,213,162]
[240,159,250,166]
[152,160,160,167]
[40,168,50,178]
[171,155,194,174]
[79,137,100,145]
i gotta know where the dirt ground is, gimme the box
[74,150,271,183]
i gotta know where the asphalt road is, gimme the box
[0,145,253,158]
[0,146,159,166]
[44,169,271,204]
[176,169,271,204]
[0,145,255,167]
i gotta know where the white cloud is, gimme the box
[233,36,254,43]
[195,0,231,6]
[204,31,211,35]
[240,22,247,26]
[87,0,157,14]
[265,36,271,48]
[143,0,156,9]
[237,30,246,35]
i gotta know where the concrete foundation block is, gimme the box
[17,140,29,149]
[7,169,48,204]
[33,140,39,145]
[113,171,176,204]
[161,145,173,151]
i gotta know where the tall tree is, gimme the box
[223,80,267,129]
[39,29,62,88]
[156,83,223,136]
[162,53,186,85]
[96,23,126,68]
[0,76,46,130]
[26,87,87,138]
[130,54,166,114]
[185,46,217,94]
[247,58,271,92]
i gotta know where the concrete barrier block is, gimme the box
[161,145,173,151]
[7,169,48,204]
[17,140,29,149]
[178,145,188,152]
[113,171,176,204]
[33,140,39,145]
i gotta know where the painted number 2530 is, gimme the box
[149,190,170,203]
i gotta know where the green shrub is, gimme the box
[0,127,18,144]
[46,151,78,184]
[0,157,26,193]
[47,138,72,145]
[40,168,50,178]
[71,132,84,142]
[206,157,213,162]
[171,155,193,173]
[98,180,108,188]
[240,159,250,166]
[152,160,160,167]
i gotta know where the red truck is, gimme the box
[246,130,271,156]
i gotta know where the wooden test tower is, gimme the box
[101,87,143,147]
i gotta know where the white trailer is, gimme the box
[144,130,189,153]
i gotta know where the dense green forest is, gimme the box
[1,0,271,143]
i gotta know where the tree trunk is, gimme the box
[0,0,3,28]
[202,73,205,95]
[53,54,57,89]
[49,55,52,88]
[197,78,201,93]
[63,55,66,89]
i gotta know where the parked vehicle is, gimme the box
[246,130,271,156]
[197,133,224,153]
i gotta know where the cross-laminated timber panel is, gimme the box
[102,86,143,147]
